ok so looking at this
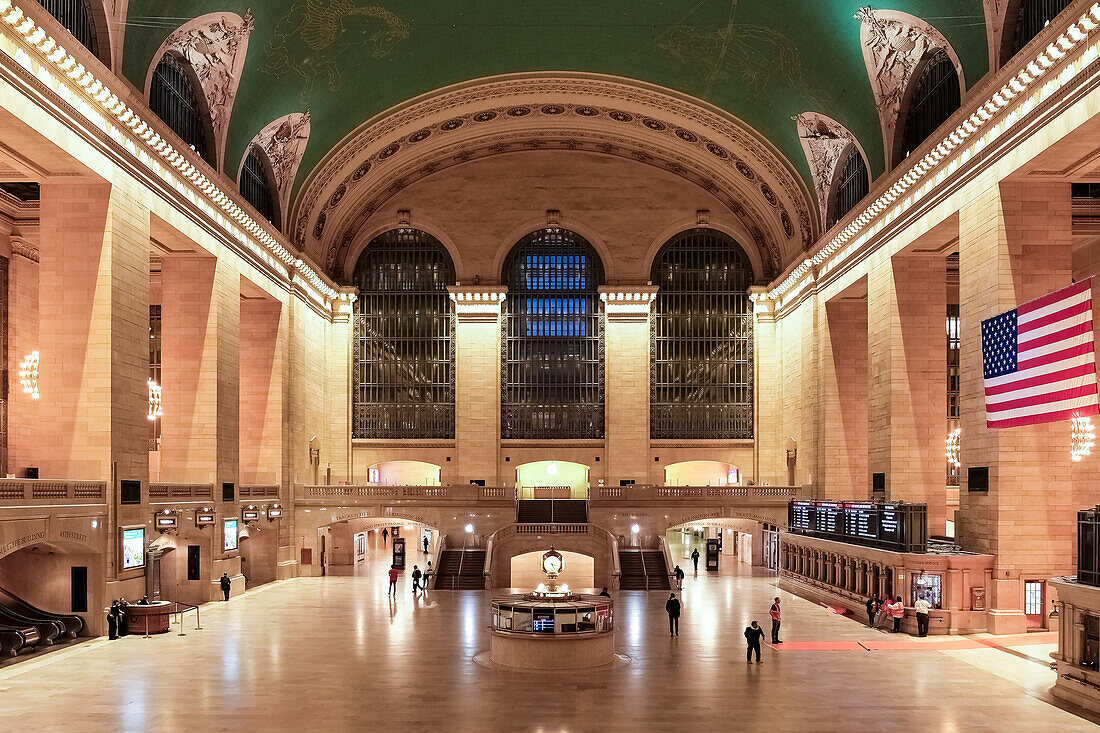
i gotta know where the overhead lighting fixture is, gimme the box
[945,428,961,468]
[1072,416,1095,461]
[147,378,162,420]
[19,351,38,399]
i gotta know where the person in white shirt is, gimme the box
[914,593,933,637]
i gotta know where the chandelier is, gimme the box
[1072,416,1095,461]
[19,351,39,399]
[945,428,960,468]
[148,378,162,421]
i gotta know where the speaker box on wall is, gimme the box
[968,466,989,492]
[872,472,885,494]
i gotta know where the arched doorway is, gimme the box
[515,460,590,499]
[664,460,740,486]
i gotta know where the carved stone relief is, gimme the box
[793,112,859,227]
[148,12,254,169]
[246,112,311,226]
[855,7,957,157]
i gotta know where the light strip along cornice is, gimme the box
[760,2,1100,305]
[0,0,339,303]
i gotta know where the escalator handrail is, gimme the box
[0,586,83,634]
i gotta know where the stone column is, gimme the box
[751,289,783,483]
[601,287,657,486]
[867,254,948,535]
[239,295,284,485]
[35,180,149,483]
[957,180,1075,634]
[822,298,869,497]
[6,236,38,475]
[449,286,506,485]
[159,253,239,490]
[325,291,353,484]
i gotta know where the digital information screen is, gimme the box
[224,518,239,551]
[532,610,555,633]
[787,501,924,552]
[122,527,145,569]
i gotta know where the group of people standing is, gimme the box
[865,593,933,636]
[106,596,154,639]
[664,590,784,664]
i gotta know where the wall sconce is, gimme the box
[945,428,961,467]
[20,351,39,399]
[1072,416,1094,461]
[147,378,163,420]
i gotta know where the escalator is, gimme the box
[0,585,84,655]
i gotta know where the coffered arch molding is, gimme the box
[294,73,817,281]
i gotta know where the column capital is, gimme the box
[331,286,358,321]
[599,285,658,322]
[448,285,507,322]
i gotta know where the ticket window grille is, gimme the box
[911,573,942,609]
[37,0,99,59]
[898,50,960,163]
[829,148,869,228]
[239,147,278,226]
[502,229,604,439]
[1011,0,1073,56]
[651,229,754,439]
[352,229,455,439]
[149,53,214,166]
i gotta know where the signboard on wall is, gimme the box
[224,519,239,551]
[786,500,926,553]
[122,527,145,569]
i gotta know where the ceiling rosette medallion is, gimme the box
[855,7,963,161]
[244,112,312,228]
[146,12,254,170]
[292,74,817,281]
[793,113,863,228]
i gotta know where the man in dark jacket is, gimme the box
[866,597,878,628]
[745,620,764,663]
[220,573,231,601]
[411,565,422,593]
[665,593,681,636]
[691,547,700,573]
[673,565,685,590]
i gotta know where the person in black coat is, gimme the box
[866,597,878,628]
[665,593,681,636]
[220,573,232,601]
[107,600,119,640]
[691,548,700,573]
[117,598,129,636]
[745,620,764,663]
[673,565,685,590]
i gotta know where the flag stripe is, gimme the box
[1017,321,1092,351]
[1018,298,1091,334]
[985,347,1094,388]
[986,393,1099,423]
[1017,279,1092,316]
[1015,341,1094,372]
[987,401,1100,429]
[987,382,1098,413]
[985,361,1097,396]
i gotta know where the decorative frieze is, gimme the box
[793,112,859,226]
[246,112,311,225]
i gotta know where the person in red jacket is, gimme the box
[387,564,399,596]
[888,595,905,633]
[769,597,782,644]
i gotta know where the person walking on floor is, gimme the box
[691,547,700,573]
[107,600,119,640]
[673,565,685,590]
[411,565,422,593]
[665,593,681,636]
[220,573,231,602]
[914,593,932,637]
[424,560,433,591]
[382,528,388,545]
[866,596,878,628]
[888,596,905,633]
[745,620,764,663]
[769,597,782,644]
[388,564,399,596]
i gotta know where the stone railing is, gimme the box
[239,485,280,499]
[514,523,589,535]
[0,479,107,504]
[298,485,514,503]
[591,485,810,502]
[148,483,213,500]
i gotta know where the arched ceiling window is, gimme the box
[149,53,214,166]
[502,228,604,440]
[1009,0,1073,57]
[239,146,277,226]
[828,147,869,229]
[36,0,99,59]
[898,49,961,165]
[651,229,754,440]
[352,229,455,439]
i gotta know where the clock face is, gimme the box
[544,555,562,574]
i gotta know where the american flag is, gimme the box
[982,278,1099,428]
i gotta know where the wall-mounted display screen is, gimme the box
[224,519,239,551]
[787,501,926,553]
[122,527,145,569]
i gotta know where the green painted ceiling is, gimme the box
[122,1,990,202]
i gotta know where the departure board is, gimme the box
[786,500,925,553]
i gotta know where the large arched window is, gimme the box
[239,147,278,226]
[37,0,100,59]
[352,229,455,439]
[898,50,960,164]
[651,229,754,439]
[828,147,869,228]
[1009,0,1073,57]
[150,53,214,165]
[502,228,604,439]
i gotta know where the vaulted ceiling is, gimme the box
[122,0,991,204]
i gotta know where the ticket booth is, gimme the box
[706,538,720,571]
[392,537,406,569]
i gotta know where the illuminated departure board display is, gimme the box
[786,501,926,553]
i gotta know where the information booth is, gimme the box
[392,537,406,569]
[706,538,720,571]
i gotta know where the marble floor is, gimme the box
[0,547,1096,732]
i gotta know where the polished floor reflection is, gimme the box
[0,548,1095,732]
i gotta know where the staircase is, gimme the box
[516,500,588,523]
[435,549,486,590]
[618,549,671,590]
